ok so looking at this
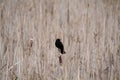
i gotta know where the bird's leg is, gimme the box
[59,55,62,64]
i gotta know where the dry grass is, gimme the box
[0,0,120,80]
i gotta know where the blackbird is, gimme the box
[55,39,65,54]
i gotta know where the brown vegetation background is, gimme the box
[0,0,120,80]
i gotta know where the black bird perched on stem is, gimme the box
[55,39,65,54]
